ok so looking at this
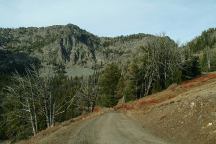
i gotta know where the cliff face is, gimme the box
[0,24,176,76]
[0,24,100,67]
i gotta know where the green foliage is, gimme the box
[97,95,118,108]
[139,37,181,93]
[115,36,184,101]
[1,74,39,139]
[186,28,216,71]
[0,75,12,139]
[200,48,216,72]
[211,50,216,71]
[1,70,86,140]
[187,28,216,53]
[98,63,121,107]
[0,49,40,74]
[122,63,140,101]
[181,56,201,80]
[201,49,209,72]
[54,63,66,74]
[50,75,82,121]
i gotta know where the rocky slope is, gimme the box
[0,24,176,76]
[0,24,100,66]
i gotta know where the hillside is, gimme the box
[185,28,216,71]
[0,24,100,76]
[187,28,216,53]
[14,73,216,144]
[0,24,175,76]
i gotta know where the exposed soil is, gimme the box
[116,73,216,144]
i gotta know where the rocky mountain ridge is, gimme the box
[0,24,176,76]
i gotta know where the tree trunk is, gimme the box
[44,99,50,128]
[27,99,36,136]
[207,47,211,71]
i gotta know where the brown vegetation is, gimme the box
[117,73,216,144]
[115,73,216,111]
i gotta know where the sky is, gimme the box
[0,0,216,43]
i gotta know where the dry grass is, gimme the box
[121,73,216,144]
[115,73,216,111]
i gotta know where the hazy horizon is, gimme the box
[1,0,216,43]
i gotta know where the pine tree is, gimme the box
[98,63,121,107]
[181,56,201,80]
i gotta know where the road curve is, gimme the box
[69,112,168,144]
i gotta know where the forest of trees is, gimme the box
[186,28,216,72]
[0,36,202,142]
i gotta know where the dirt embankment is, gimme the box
[116,74,216,144]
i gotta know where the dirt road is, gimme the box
[29,112,169,144]
[67,112,168,144]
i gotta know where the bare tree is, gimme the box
[206,46,211,71]
[5,69,40,136]
[139,36,181,96]
[5,67,78,134]
[74,68,100,113]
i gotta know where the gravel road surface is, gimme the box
[69,112,168,144]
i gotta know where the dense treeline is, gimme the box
[0,35,202,141]
[187,28,216,53]
[186,28,216,72]
[98,37,201,104]
[0,49,40,74]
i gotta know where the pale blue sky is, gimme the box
[0,0,216,43]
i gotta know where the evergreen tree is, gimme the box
[181,56,201,80]
[122,63,140,101]
[98,63,121,107]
